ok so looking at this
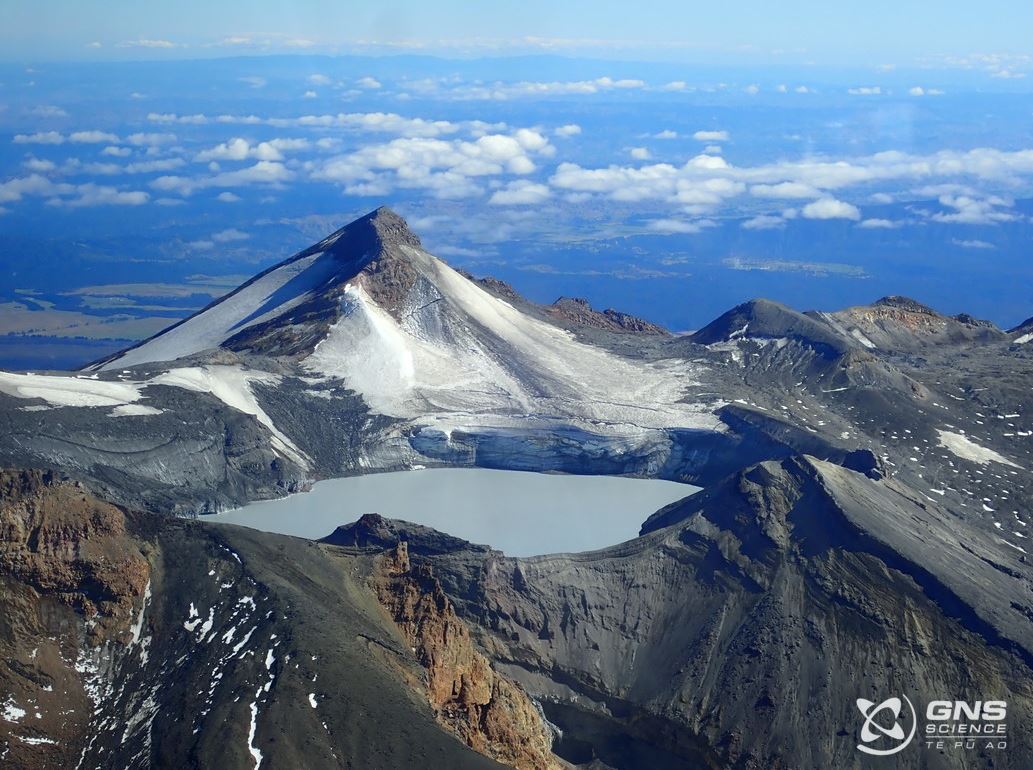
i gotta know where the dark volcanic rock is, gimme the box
[690,298,851,358]
[547,296,669,335]
[840,447,887,479]
[397,458,1033,770]
[322,512,492,557]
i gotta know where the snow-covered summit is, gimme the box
[87,207,422,371]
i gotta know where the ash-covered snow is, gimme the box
[303,246,719,436]
[937,429,1022,469]
[0,366,305,466]
[0,371,144,408]
[150,366,309,468]
[849,328,877,349]
[109,404,164,417]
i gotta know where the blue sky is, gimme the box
[4,1,1033,65]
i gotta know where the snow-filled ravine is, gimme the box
[208,468,698,556]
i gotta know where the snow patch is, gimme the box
[849,328,877,349]
[109,403,164,417]
[247,695,263,768]
[128,579,151,645]
[0,371,144,408]
[3,698,26,723]
[149,366,308,468]
[936,430,1022,469]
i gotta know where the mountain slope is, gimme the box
[338,457,1033,769]
[0,469,557,770]
[821,295,1006,353]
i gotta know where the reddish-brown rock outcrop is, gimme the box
[374,541,561,770]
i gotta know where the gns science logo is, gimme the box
[856,696,917,756]
[855,695,1008,756]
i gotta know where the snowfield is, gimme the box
[303,245,720,434]
[0,366,308,468]
[0,371,145,407]
[91,249,346,371]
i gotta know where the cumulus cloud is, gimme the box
[801,197,861,220]
[952,238,995,249]
[13,131,65,145]
[148,112,208,125]
[312,129,554,199]
[102,146,132,157]
[151,160,294,196]
[211,228,250,242]
[554,124,582,137]
[216,192,241,202]
[629,147,651,160]
[69,130,119,144]
[654,130,678,139]
[213,111,468,138]
[742,214,787,230]
[848,86,882,95]
[858,218,901,229]
[647,218,710,234]
[30,105,68,118]
[194,137,311,163]
[0,174,64,203]
[22,157,56,173]
[550,154,739,209]
[0,173,151,208]
[307,74,331,85]
[489,180,551,205]
[440,76,647,100]
[117,39,179,49]
[51,184,150,207]
[356,76,382,89]
[750,181,820,199]
[693,130,729,141]
[931,193,1017,224]
[127,132,177,145]
[544,144,1033,225]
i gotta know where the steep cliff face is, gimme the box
[374,541,562,770]
[0,469,152,770]
[0,469,150,641]
[0,470,517,770]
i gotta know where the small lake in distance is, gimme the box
[209,468,698,556]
